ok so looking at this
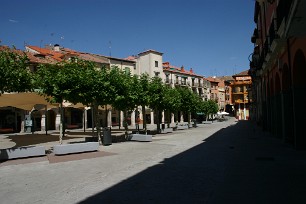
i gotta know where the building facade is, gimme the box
[230,71,252,120]
[249,0,306,149]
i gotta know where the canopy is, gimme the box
[0,92,58,110]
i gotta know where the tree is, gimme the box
[148,77,166,132]
[198,100,218,121]
[163,86,182,127]
[0,47,33,94]
[177,87,200,125]
[110,68,138,137]
[35,60,105,144]
[136,74,151,131]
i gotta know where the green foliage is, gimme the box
[0,48,33,94]
[177,87,199,113]
[163,86,182,113]
[137,74,151,106]
[198,99,218,118]
[110,67,138,112]
[148,77,166,111]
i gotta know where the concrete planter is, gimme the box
[128,134,152,142]
[0,146,45,161]
[53,142,99,155]
[177,125,189,130]
[160,128,173,134]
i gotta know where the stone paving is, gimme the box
[1,118,306,203]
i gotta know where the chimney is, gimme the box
[54,44,60,52]
[190,68,193,73]
[181,65,185,72]
[163,62,170,68]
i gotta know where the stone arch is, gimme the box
[292,49,306,87]
[282,63,291,91]
[47,109,56,130]
[273,72,282,138]
[292,49,306,149]
[281,63,294,144]
[274,72,281,95]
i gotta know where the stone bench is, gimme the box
[128,134,152,142]
[160,128,173,134]
[0,146,45,160]
[177,125,189,130]
[53,142,99,155]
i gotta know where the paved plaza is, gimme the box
[1,117,306,203]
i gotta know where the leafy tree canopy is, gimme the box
[0,47,33,94]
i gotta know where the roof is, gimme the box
[26,45,65,61]
[138,49,163,56]
[217,76,234,81]
[233,70,250,77]
[26,45,110,64]
[163,62,204,78]
[1,45,57,64]
[206,77,222,83]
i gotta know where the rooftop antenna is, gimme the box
[109,41,112,57]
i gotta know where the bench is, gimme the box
[128,134,152,142]
[160,128,173,134]
[0,146,46,160]
[177,125,189,130]
[53,142,99,155]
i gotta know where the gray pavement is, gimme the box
[1,118,306,203]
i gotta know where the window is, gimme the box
[155,61,158,67]
[154,71,160,77]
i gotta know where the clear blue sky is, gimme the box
[1,0,255,77]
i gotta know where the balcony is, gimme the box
[165,79,172,84]
[192,82,198,87]
[181,81,187,86]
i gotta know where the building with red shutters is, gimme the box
[249,0,306,149]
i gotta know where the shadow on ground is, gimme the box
[78,121,306,204]
[7,134,80,148]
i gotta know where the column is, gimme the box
[107,109,112,127]
[150,111,154,125]
[139,107,143,120]
[180,111,184,123]
[20,111,25,133]
[41,112,46,131]
[120,111,124,127]
[162,111,165,123]
[131,111,136,127]
[171,113,175,124]
[83,109,88,129]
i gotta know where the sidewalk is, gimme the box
[1,118,306,203]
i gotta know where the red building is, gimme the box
[249,0,306,149]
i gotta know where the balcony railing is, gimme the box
[181,81,187,86]
[192,82,198,87]
[165,79,172,84]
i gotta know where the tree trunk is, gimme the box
[156,109,161,133]
[94,101,102,145]
[123,110,128,139]
[142,105,146,132]
[59,102,63,144]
